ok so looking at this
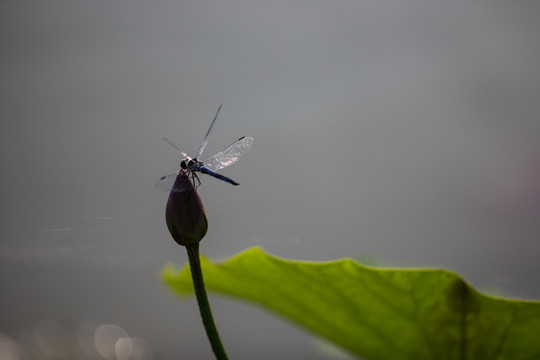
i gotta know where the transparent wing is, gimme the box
[162,137,190,160]
[155,173,178,192]
[202,136,254,171]
[196,104,222,160]
[155,172,196,192]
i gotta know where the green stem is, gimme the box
[186,244,229,360]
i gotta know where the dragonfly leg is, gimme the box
[192,172,201,188]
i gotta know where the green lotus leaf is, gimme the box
[162,246,540,360]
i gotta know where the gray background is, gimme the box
[1,1,540,359]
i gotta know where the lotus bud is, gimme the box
[165,171,208,246]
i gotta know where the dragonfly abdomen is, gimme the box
[200,167,239,186]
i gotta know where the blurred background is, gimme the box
[1,1,540,359]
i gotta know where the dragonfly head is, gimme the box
[181,158,197,170]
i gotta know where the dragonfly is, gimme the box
[157,105,254,192]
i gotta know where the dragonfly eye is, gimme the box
[180,160,188,170]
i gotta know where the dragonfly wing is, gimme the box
[162,138,190,159]
[155,173,179,192]
[203,136,254,171]
[155,172,195,192]
[196,104,223,159]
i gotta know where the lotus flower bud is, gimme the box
[165,171,208,246]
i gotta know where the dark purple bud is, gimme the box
[165,171,208,246]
